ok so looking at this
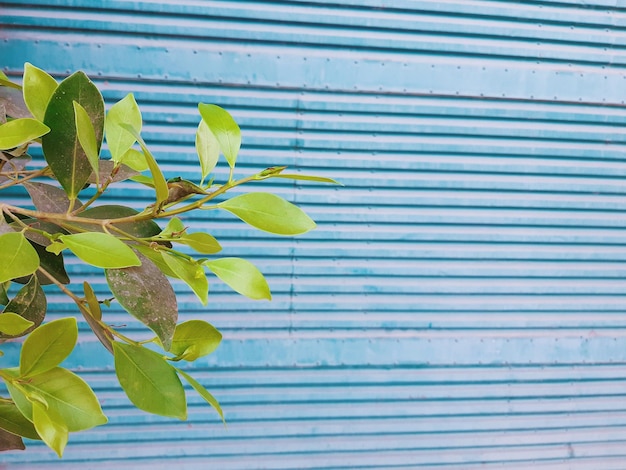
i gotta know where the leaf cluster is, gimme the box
[0,64,338,456]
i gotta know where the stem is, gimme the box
[0,167,50,191]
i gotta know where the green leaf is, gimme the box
[113,342,187,420]
[22,63,58,121]
[105,93,142,163]
[73,101,100,184]
[159,217,186,238]
[0,313,34,335]
[0,232,40,283]
[42,71,105,199]
[78,205,161,238]
[169,320,221,361]
[15,242,70,286]
[20,318,77,377]
[106,253,177,350]
[205,257,271,300]
[219,192,316,236]
[83,281,101,321]
[24,181,72,213]
[6,367,108,432]
[133,245,179,279]
[119,148,147,172]
[179,232,222,254]
[162,253,209,305]
[0,276,46,340]
[32,402,68,458]
[0,283,8,305]
[177,369,224,423]
[59,233,141,269]
[0,72,21,90]
[198,103,240,170]
[119,124,168,211]
[0,399,39,440]
[195,119,219,185]
[0,118,50,150]
[273,174,343,185]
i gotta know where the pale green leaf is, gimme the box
[59,233,141,269]
[119,124,168,210]
[20,317,78,377]
[177,369,224,423]
[22,63,58,121]
[72,101,99,184]
[162,253,208,305]
[6,367,108,432]
[169,320,221,361]
[198,103,240,169]
[0,232,40,283]
[0,313,34,335]
[119,148,148,172]
[83,281,101,321]
[205,257,271,300]
[273,174,343,185]
[105,93,142,163]
[133,245,179,279]
[195,120,219,184]
[219,192,316,236]
[32,402,68,458]
[179,232,222,254]
[113,342,187,420]
[159,217,186,238]
[0,118,50,150]
[106,253,177,350]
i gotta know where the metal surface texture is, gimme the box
[2,0,626,467]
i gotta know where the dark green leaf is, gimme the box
[0,232,40,283]
[205,257,271,300]
[16,243,69,286]
[42,71,105,199]
[0,118,50,150]
[6,367,108,432]
[169,320,221,361]
[106,253,177,350]
[177,369,224,423]
[0,276,46,340]
[0,399,39,440]
[113,342,187,420]
[162,253,208,305]
[20,317,78,377]
[59,233,141,269]
[22,63,57,121]
[198,103,240,170]
[219,192,316,236]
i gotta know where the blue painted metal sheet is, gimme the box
[3,0,626,467]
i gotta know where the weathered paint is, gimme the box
[3,0,626,467]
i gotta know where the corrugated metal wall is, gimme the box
[3,0,626,468]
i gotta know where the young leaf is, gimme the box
[6,367,108,432]
[0,399,39,440]
[20,317,78,377]
[159,217,186,238]
[0,276,46,339]
[113,342,187,420]
[0,118,50,150]
[219,192,316,236]
[205,257,271,300]
[24,181,72,213]
[273,174,343,185]
[169,320,222,361]
[32,402,68,458]
[162,253,209,305]
[105,93,142,163]
[119,148,147,172]
[42,71,105,199]
[119,124,168,211]
[59,233,141,269]
[179,232,222,254]
[0,312,34,335]
[0,232,40,283]
[106,253,177,350]
[73,101,100,184]
[177,369,224,423]
[198,103,240,170]
[22,63,58,121]
[195,120,219,185]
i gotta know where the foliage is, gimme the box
[0,64,338,456]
